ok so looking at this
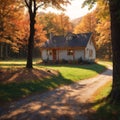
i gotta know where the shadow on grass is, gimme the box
[0,63,36,67]
[0,72,73,103]
[86,98,120,120]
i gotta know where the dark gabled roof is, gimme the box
[42,32,92,48]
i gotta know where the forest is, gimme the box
[0,0,111,60]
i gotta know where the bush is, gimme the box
[78,57,83,64]
[61,59,68,64]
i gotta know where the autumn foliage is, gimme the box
[0,0,111,60]
[0,0,72,59]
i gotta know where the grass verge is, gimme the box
[89,81,120,120]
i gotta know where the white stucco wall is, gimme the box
[59,50,71,60]
[59,50,67,60]
[41,49,48,60]
[41,49,85,61]
[85,40,96,61]
[74,50,84,60]
[41,49,52,60]
[59,50,84,61]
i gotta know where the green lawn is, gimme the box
[39,63,106,81]
[0,59,108,104]
[0,58,40,67]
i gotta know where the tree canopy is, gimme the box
[38,12,73,36]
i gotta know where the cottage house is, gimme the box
[40,32,96,63]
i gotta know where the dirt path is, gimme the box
[0,67,112,120]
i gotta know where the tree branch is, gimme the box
[24,0,29,8]
[36,3,44,10]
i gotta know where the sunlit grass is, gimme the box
[96,60,112,67]
[39,63,106,81]
[91,81,112,110]
[0,58,41,67]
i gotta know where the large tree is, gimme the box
[24,0,71,68]
[109,0,120,103]
[83,0,120,104]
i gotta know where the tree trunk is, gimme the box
[5,44,8,58]
[108,40,112,60]
[26,13,35,69]
[0,43,3,59]
[109,0,120,104]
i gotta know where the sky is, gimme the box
[40,0,96,20]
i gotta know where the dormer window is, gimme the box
[66,32,75,41]
[89,49,93,57]
[66,35,73,41]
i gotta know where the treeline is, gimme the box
[0,0,111,60]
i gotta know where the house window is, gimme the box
[89,40,92,45]
[48,50,52,55]
[67,49,73,55]
[89,50,93,57]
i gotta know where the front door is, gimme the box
[52,49,56,62]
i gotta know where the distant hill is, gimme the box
[71,17,82,26]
